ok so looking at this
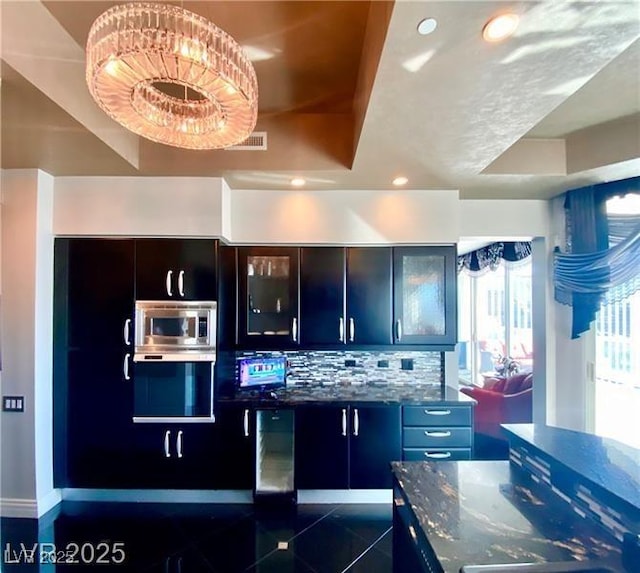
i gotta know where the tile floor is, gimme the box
[1,502,393,572]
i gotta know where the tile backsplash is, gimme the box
[235,350,443,387]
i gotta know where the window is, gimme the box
[594,194,640,448]
[458,258,533,386]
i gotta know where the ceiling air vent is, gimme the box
[224,131,267,151]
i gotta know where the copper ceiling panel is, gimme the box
[4,0,381,176]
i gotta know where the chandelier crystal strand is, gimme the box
[86,3,258,149]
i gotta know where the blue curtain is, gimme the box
[554,176,640,339]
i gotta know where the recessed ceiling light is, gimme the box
[392,176,408,187]
[291,177,306,187]
[417,18,437,36]
[482,13,519,43]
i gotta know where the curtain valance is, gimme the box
[457,241,531,276]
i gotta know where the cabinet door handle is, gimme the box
[396,319,402,342]
[424,430,452,438]
[341,408,347,436]
[349,318,355,342]
[166,270,173,297]
[425,451,451,459]
[353,408,359,437]
[123,318,131,346]
[176,430,183,458]
[243,409,249,437]
[339,317,344,342]
[164,430,171,458]
[424,409,451,416]
[292,317,298,342]
[178,270,185,298]
[123,353,131,380]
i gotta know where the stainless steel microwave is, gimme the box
[134,300,216,362]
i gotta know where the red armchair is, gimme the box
[460,373,533,441]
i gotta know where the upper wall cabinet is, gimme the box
[135,239,217,301]
[299,247,394,347]
[393,246,457,346]
[299,247,346,346]
[346,248,393,345]
[298,246,457,349]
[237,247,299,349]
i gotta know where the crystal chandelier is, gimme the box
[86,3,258,149]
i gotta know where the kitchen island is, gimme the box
[392,460,629,572]
[391,424,640,573]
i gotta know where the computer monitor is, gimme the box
[236,356,287,393]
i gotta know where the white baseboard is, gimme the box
[0,497,38,519]
[297,490,392,504]
[61,489,254,504]
[0,490,63,519]
[37,489,62,517]
[61,489,392,504]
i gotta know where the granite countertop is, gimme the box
[503,424,640,513]
[218,383,476,406]
[392,460,626,572]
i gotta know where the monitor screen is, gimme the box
[237,356,287,390]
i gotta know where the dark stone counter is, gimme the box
[217,383,475,407]
[502,424,640,513]
[391,461,627,572]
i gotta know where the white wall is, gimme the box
[1,169,58,518]
[53,178,551,245]
[546,195,595,432]
[54,177,224,237]
[460,200,549,239]
[228,189,461,244]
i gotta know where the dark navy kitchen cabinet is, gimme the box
[59,238,135,350]
[54,238,135,488]
[64,350,133,488]
[295,406,349,489]
[213,406,256,489]
[299,247,346,346]
[350,405,401,488]
[346,248,393,345]
[135,239,217,301]
[295,405,400,489]
[393,246,457,346]
[237,247,299,349]
[128,425,218,489]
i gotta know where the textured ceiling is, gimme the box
[1,0,639,199]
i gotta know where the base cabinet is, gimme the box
[295,406,349,489]
[295,405,401,490]
[128,426,218,489]
[402,405,474,462]
[213,406,256,490]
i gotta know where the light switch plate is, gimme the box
[3,396,25,412]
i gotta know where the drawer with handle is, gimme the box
[403,405,471,427]
[402,448,472,461]
[403,427,472,448]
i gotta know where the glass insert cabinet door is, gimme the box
[393,246,457,345]
[238,247,299,348]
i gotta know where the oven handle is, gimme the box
[166,270,173,297]
[164,430,171,457]
[178,270,185,298]
[176,430,183,458]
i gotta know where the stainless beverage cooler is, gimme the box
[255,409,295,502]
